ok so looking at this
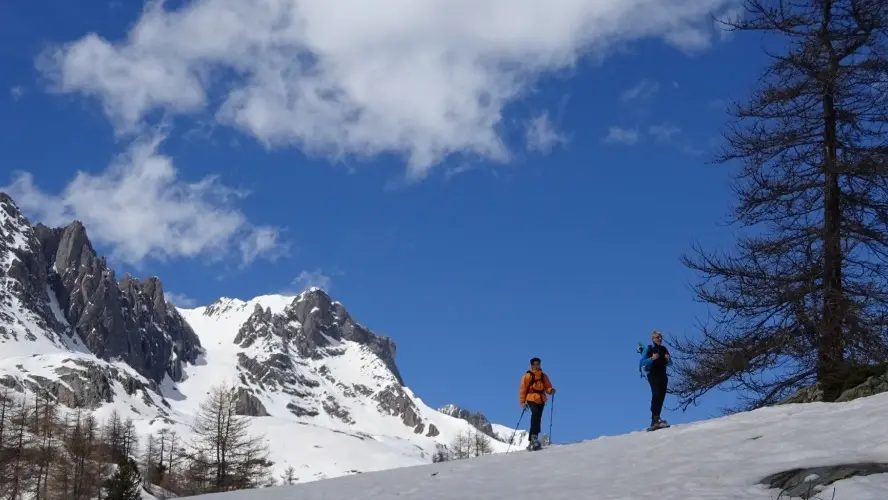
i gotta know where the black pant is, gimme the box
[648,373,668,419]
[527,401,545,437]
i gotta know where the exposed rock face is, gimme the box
[0,358,169,414]
[438,404,499,440]
[223,288,429,433]
[0,193,203,386]
[374,384,424,433]
[778,364,888,405]
[760,463,888,499]
[233,289,400,382]
[835,372,888,402]
[234,387,268,416]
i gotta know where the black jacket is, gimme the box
[641,343,671,376]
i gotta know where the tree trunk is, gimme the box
[818,0,845,401]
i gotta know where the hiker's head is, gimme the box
[651,330,663,345]
[529,357,541,369]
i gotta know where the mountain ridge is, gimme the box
[0,191,527,484]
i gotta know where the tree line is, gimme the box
[432,426,513,462]
[0,382,274,500]
[671,0,888,412]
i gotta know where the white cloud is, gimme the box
[619,80,660,102]
[39,0,737,178]
[648,123,681,141]
[714,7,744,39]
[1,133,282,267]
[603,126,639,145]
[9,87,24,101]
[166,292,199,308]
[524,112,567,153]
[291,269,333,293]
[663,26,713,51]
[239,226,287,266]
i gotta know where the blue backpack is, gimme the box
[637,343,652,378]
[637,341,672,377]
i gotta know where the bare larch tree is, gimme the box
[184,383,273,493]
[673,0,888,412]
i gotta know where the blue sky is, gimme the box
[1,0,771,444]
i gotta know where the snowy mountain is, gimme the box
[187,392,888,500]
[438,403,528,445]
[0,192,528,485]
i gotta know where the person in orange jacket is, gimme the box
[519,357,555,450]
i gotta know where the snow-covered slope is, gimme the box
[149,292,529,482]
[188,393,888,500]
[439,403,529,444]
[0,191,528,486]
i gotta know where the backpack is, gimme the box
[525,370,548,395]
[638,344,652,377]
[639,344,672,377]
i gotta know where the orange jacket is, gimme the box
[519,368,554,405]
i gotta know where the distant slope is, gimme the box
[439,403,528,444]
[157,292,529,481]
[185,393,888,500]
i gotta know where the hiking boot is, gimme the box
[527,434,542,451]
[651,416,668,429]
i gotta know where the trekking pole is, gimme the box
[548,394,555,446]
[506,407,527,453]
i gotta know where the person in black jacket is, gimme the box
[639,330,672,429]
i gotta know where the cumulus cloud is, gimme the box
[1,133,282,267]
[603,126,639,145]
[291,269,333,293]
[239,226,288,266]
[524,112,567,153]
[166,292,199,308]
[648,123,681,141]
[38,0,737,178]
[619,80,660,102]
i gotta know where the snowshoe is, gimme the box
[646,419,670,432]
[526,437,543,451]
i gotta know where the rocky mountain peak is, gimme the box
[0,191,202,387]
[229,288,402,385]
[438,403,501,441]
[209,287,440,435]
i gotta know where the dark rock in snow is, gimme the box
[760,462,888,499]
[438,403,500,440]
[228,288,428,432]
[0,358,166,414]
[374,384,425,433]
[234,387,268,416]
[778,363,888,406]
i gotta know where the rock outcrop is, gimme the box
[219,289,431,434]
[760,463,888,499]
[439,404,501,441]
[0,358,169,414]
[232,289,400,383]
[778,363,888,405]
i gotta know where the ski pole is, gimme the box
[506,407,527,452]
[548,394,555,445]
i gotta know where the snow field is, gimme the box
[187,392,888,500]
